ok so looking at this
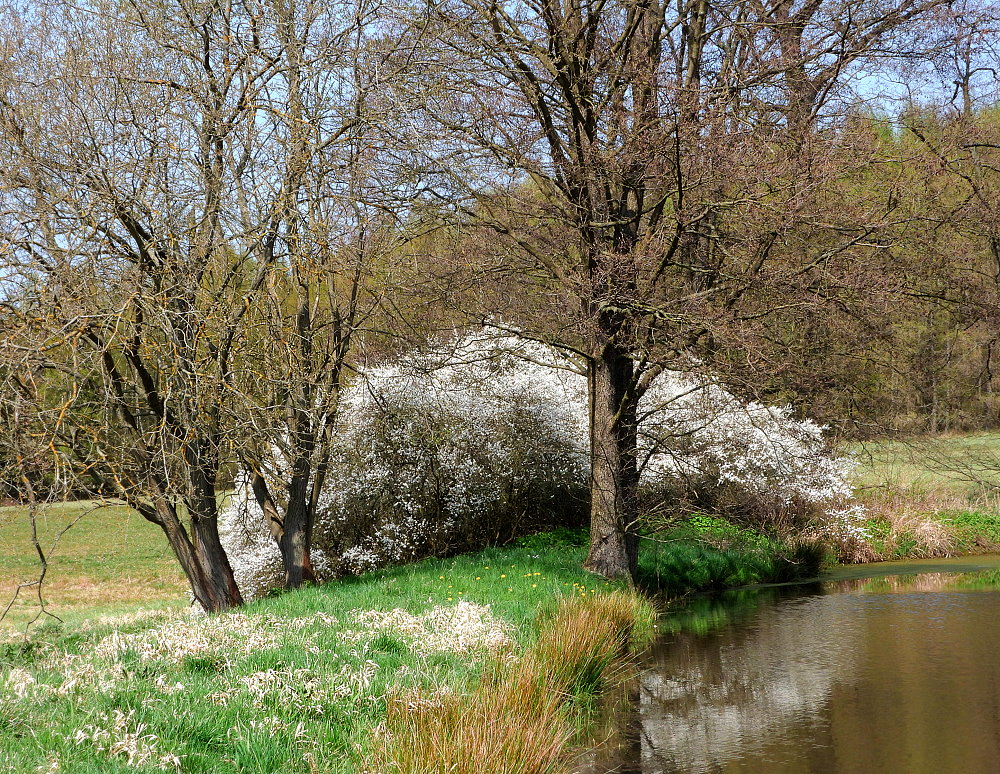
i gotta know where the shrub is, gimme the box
[637,375,860,532]
[221,331,862,598]
[314,337,590,575]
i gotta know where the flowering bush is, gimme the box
[219,334,589,596]
[220,331,861,598]
[313,335,590,575]
[637,375,862,532]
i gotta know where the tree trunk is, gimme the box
[250,467,317,589]
[584,341,639,581]
[151,500,243,613]
[191,514,245,611]
[281,471,317,589]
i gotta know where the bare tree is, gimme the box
[225,0,428,589]
[407,0,946,580]
[0,0,416,606]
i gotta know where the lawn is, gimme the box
[0,501,187,632]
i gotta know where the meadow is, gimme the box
[851,433,1000,497]
[847,434,1000,561]
[0,501,186,632]
[1,534,652,773]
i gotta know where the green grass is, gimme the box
[0,501,187,632]
[637,515,828,595]
[845,433,1000,561]
[373,592,656,774]
[850,433,1000,499]
[0,538,637,774]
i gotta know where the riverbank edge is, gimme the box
[839,499,1000,563]
[4,519,979,773]
[370,590,657,774]
[0,540,656,773]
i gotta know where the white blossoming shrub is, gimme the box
[637,375,863,533]
[218,334,589,596]
[220,331,861,598]
[314,337,591,575]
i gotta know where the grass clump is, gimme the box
[842,485,1000,562]
[371,591,655,774]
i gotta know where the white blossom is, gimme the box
[221,330,860,597]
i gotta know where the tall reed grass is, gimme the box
[370,591,655,774]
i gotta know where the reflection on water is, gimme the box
[580,557,1000,774]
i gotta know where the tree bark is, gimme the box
[150,500,243,613]
[280,462,317,588]
[584,340,639,581]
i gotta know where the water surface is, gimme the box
[582,555,1000,774]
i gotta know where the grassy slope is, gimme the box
[1,537,633,774]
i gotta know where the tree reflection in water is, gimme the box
[577,565,1000,774]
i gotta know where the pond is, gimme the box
[579,555,1000,774]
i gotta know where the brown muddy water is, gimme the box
[580,555,1000,774]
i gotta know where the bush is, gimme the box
[637,375,863,535]
[220,331,863,598]
[313,352,590,575]
[219,334,589,597]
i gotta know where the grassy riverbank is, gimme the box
[0,534,658,774]
[2,442,996,774]
[847,434,1000,562]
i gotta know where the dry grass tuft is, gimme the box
[524,592,652,697]
[374,677,569,774]
[369,591,655,774]
[838,486,992,562]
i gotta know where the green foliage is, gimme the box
[513,527,589,550]
[941,509,1000,551]
[637,515,826,594]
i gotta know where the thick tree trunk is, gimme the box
[151,499,243,613]
[280,472,317,589]
[191,514,245,611]
[584,342,639,581]
[251,467,317,589]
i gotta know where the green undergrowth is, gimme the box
[637,515,828,595]
[846,432,1000,561]
[945,509,1000,548]
[0,540,642,774]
